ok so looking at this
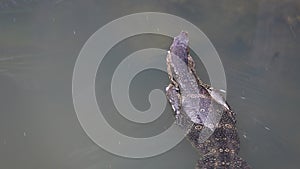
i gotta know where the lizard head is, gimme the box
[170,31,189,64]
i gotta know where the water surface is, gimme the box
[1,0,300,169]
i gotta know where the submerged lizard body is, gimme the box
[165,32,251,169]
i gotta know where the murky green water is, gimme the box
[1,0,300,169]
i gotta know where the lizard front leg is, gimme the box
[166,83,193,132]
[165,83,181,116]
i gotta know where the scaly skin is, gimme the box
[166,32,251,169]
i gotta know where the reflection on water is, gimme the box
[1,0,300,169]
